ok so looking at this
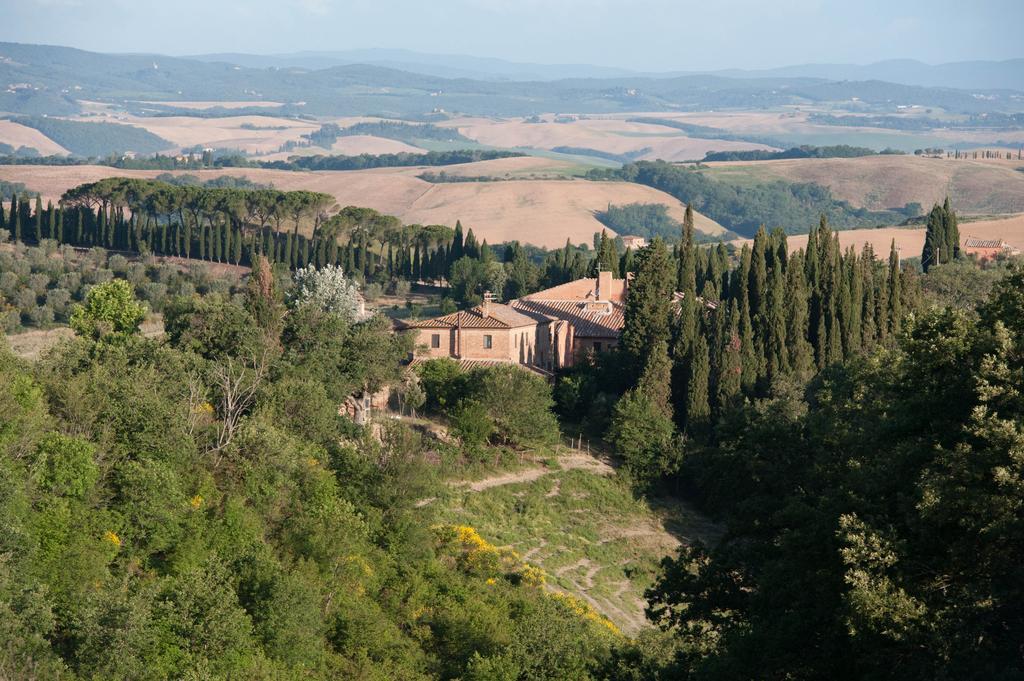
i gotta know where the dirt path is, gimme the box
[455,451,614,492]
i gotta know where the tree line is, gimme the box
[587,160,907,236]
[1,179,596,308]
[558,205,919,485]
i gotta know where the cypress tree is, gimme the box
[844,248,862,355]
[922,204,943,272]
[621,238,676,384]
[46,200,55,241]
[674,211,698,362]
[302,236,311,269]
[887,240,902,336]
[591,230,619,276]
[464,228,479,260]
[715,301,743,412]
[413,242,422,281]
[860,245,877,347]
[0,198,5,233]
[98,209,107,250]
[223,221,232,263]
[620,246,636,276]
[943,196,960,261]
[55,206,63,244]
[762,258,789,383]
[34,196,43,243]
[637,340,674,420]
[451,221,465,263]
[685,334,711,433]
[345,243,356,277]
[785,254,814,378]
[76,209,84,245]
[10,194,20,242]
[748,226,769,326]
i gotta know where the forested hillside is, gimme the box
[1,187,1022,678]
[588,160,907,236]
[11,117,174,157]
[2,42,1021,117]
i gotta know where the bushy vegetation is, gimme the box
[588,160,906,236]
[596,203,683,243]
[334,121,474,144]
[702,144,890,162]
[550,146,651,164]
[0,240,240,334]
[640,269,1024,679]
[810,112,1024,130]
[0,180,30,201]
[264,149,523,171]
[0,261,626,679]
[12,116,174,157]
[416,359,560,453]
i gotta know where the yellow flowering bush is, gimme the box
[433,524,518,577]
[103,530,121,548]
[518,563,547,587]
[189,494,203,509]
[548,591,621,637]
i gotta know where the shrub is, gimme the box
[449,399,494,455]
[290,264,363,322]
[416,358,466,412]
[70,279,146,340]
[29,304,54,328]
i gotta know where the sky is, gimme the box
[3,0,1022,71]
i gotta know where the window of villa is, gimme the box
[431,333,440,348]
[594,342,602,352]
[483,335,493,349]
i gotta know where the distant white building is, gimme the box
[619,235,648,250]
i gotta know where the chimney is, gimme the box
[597,270,612,303]
[482,291,494,317]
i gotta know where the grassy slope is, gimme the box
[435,450,721,634]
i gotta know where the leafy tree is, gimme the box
[69,279,146,340]
[290,264,363,322]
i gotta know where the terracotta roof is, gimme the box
[962,236,1009,250]
[519,277,628,304]
[511,298,624,338]
[399,302,539,330]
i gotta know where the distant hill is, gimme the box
[712,59,1024,92]
[1,42,1022,119]
[187,48,638,81]
[188,50,1024,92]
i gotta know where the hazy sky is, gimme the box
[3,0,1022,70]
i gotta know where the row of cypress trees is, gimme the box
[616,207,918,469]
[921,197,960,271]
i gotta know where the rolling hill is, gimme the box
[2,42,1022,118]
[0,160,724,248]
[700,155,1024,215]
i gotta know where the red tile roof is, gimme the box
[518,276,627,304]
[962,236,1010,250]
[511,298,624,338]
[399,302,540,330]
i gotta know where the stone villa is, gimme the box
[400,271,627,373]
